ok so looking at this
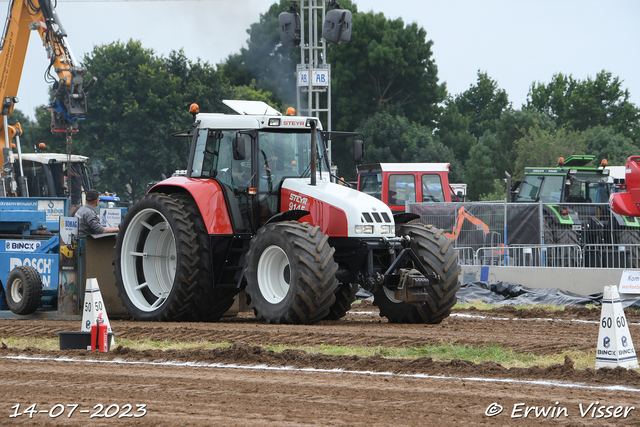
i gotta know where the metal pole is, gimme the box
[297,0,305,115]
[306,1,313,116]
[504,171,510,265]
[310,119,317,186]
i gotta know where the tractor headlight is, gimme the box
[355,225,374,234]
[380,225,392,234]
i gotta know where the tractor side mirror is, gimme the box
[91,166,100,184]
[233,137,246,160]
[353,139,364,163]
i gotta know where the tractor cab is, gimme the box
[14,153,99,214]
[513,155,611,204]
[356,163,454,212]
[181,104,331,233]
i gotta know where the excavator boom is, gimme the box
[0,0,95,197]
[0,0,95,133]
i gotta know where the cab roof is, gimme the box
[20,153,89,163]
[357,163,450,173]
[173,100,324,136]
[222,100,281,116]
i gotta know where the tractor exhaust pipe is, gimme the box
[310,119,317,186]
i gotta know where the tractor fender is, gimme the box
[264,210,310,226]
[149,177,233,235]
[611,210,640,227]
[543,205,580,226]
[393,212,420,224]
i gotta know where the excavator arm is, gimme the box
[0,0,95,196]
[0,0,95,134]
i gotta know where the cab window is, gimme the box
[388,174,416,206]
[421,174,445,202]
[360,173,382,200]
[518,175,543,202]
[538,175,564,203]
[22,161,49,197]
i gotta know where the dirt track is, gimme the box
[1,302,640,425]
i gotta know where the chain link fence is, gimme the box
[406,201,640,268]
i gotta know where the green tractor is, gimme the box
[510,155,640,267]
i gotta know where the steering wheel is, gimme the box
[216,169,232,186]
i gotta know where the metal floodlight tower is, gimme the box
[282,1,351,167]
[295,0,332,162]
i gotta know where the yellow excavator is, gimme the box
[0,0,96,197]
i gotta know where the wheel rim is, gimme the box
[257,245,290,304]
[10,278,24,303]
[120,208,176,312]
[383,286,402,304]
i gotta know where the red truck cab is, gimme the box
[356,163,455,212]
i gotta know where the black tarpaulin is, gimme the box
[457,281,640,308]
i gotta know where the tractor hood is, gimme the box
[281,179,395,238]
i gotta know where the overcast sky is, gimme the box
[9,0,640,121]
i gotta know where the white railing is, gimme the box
[583,244,640,269]
[465,244,640,268]
[455,246,476,265]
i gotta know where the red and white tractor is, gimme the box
[114,101,460,324]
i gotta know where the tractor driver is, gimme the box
[232,161,252,186]
[75,190,119,238]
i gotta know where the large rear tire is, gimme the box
[174,194,237,321]
[324,283,358,321]
[114,193,199,321]
[6,266,42,315]
[544,219,579,267]
[373,223,461,324]
[617,229,640,269]
[244,222,338,324]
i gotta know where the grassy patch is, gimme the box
[2,337,60,351]
[453,300,566,311]
[115,338,229,351]
[1,336,605,370]
[265,343,596,369]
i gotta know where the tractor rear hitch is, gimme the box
[394,268,431,303]
[382,248,440,304]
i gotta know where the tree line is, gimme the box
[14,0,640,201]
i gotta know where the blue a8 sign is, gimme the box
[297,70,309,87]
[312,70,329,86]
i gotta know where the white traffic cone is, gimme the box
[595,286,639,369]
[81,278,115,348]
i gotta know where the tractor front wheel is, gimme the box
[244,222,339,324]
[374,223,461,324]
